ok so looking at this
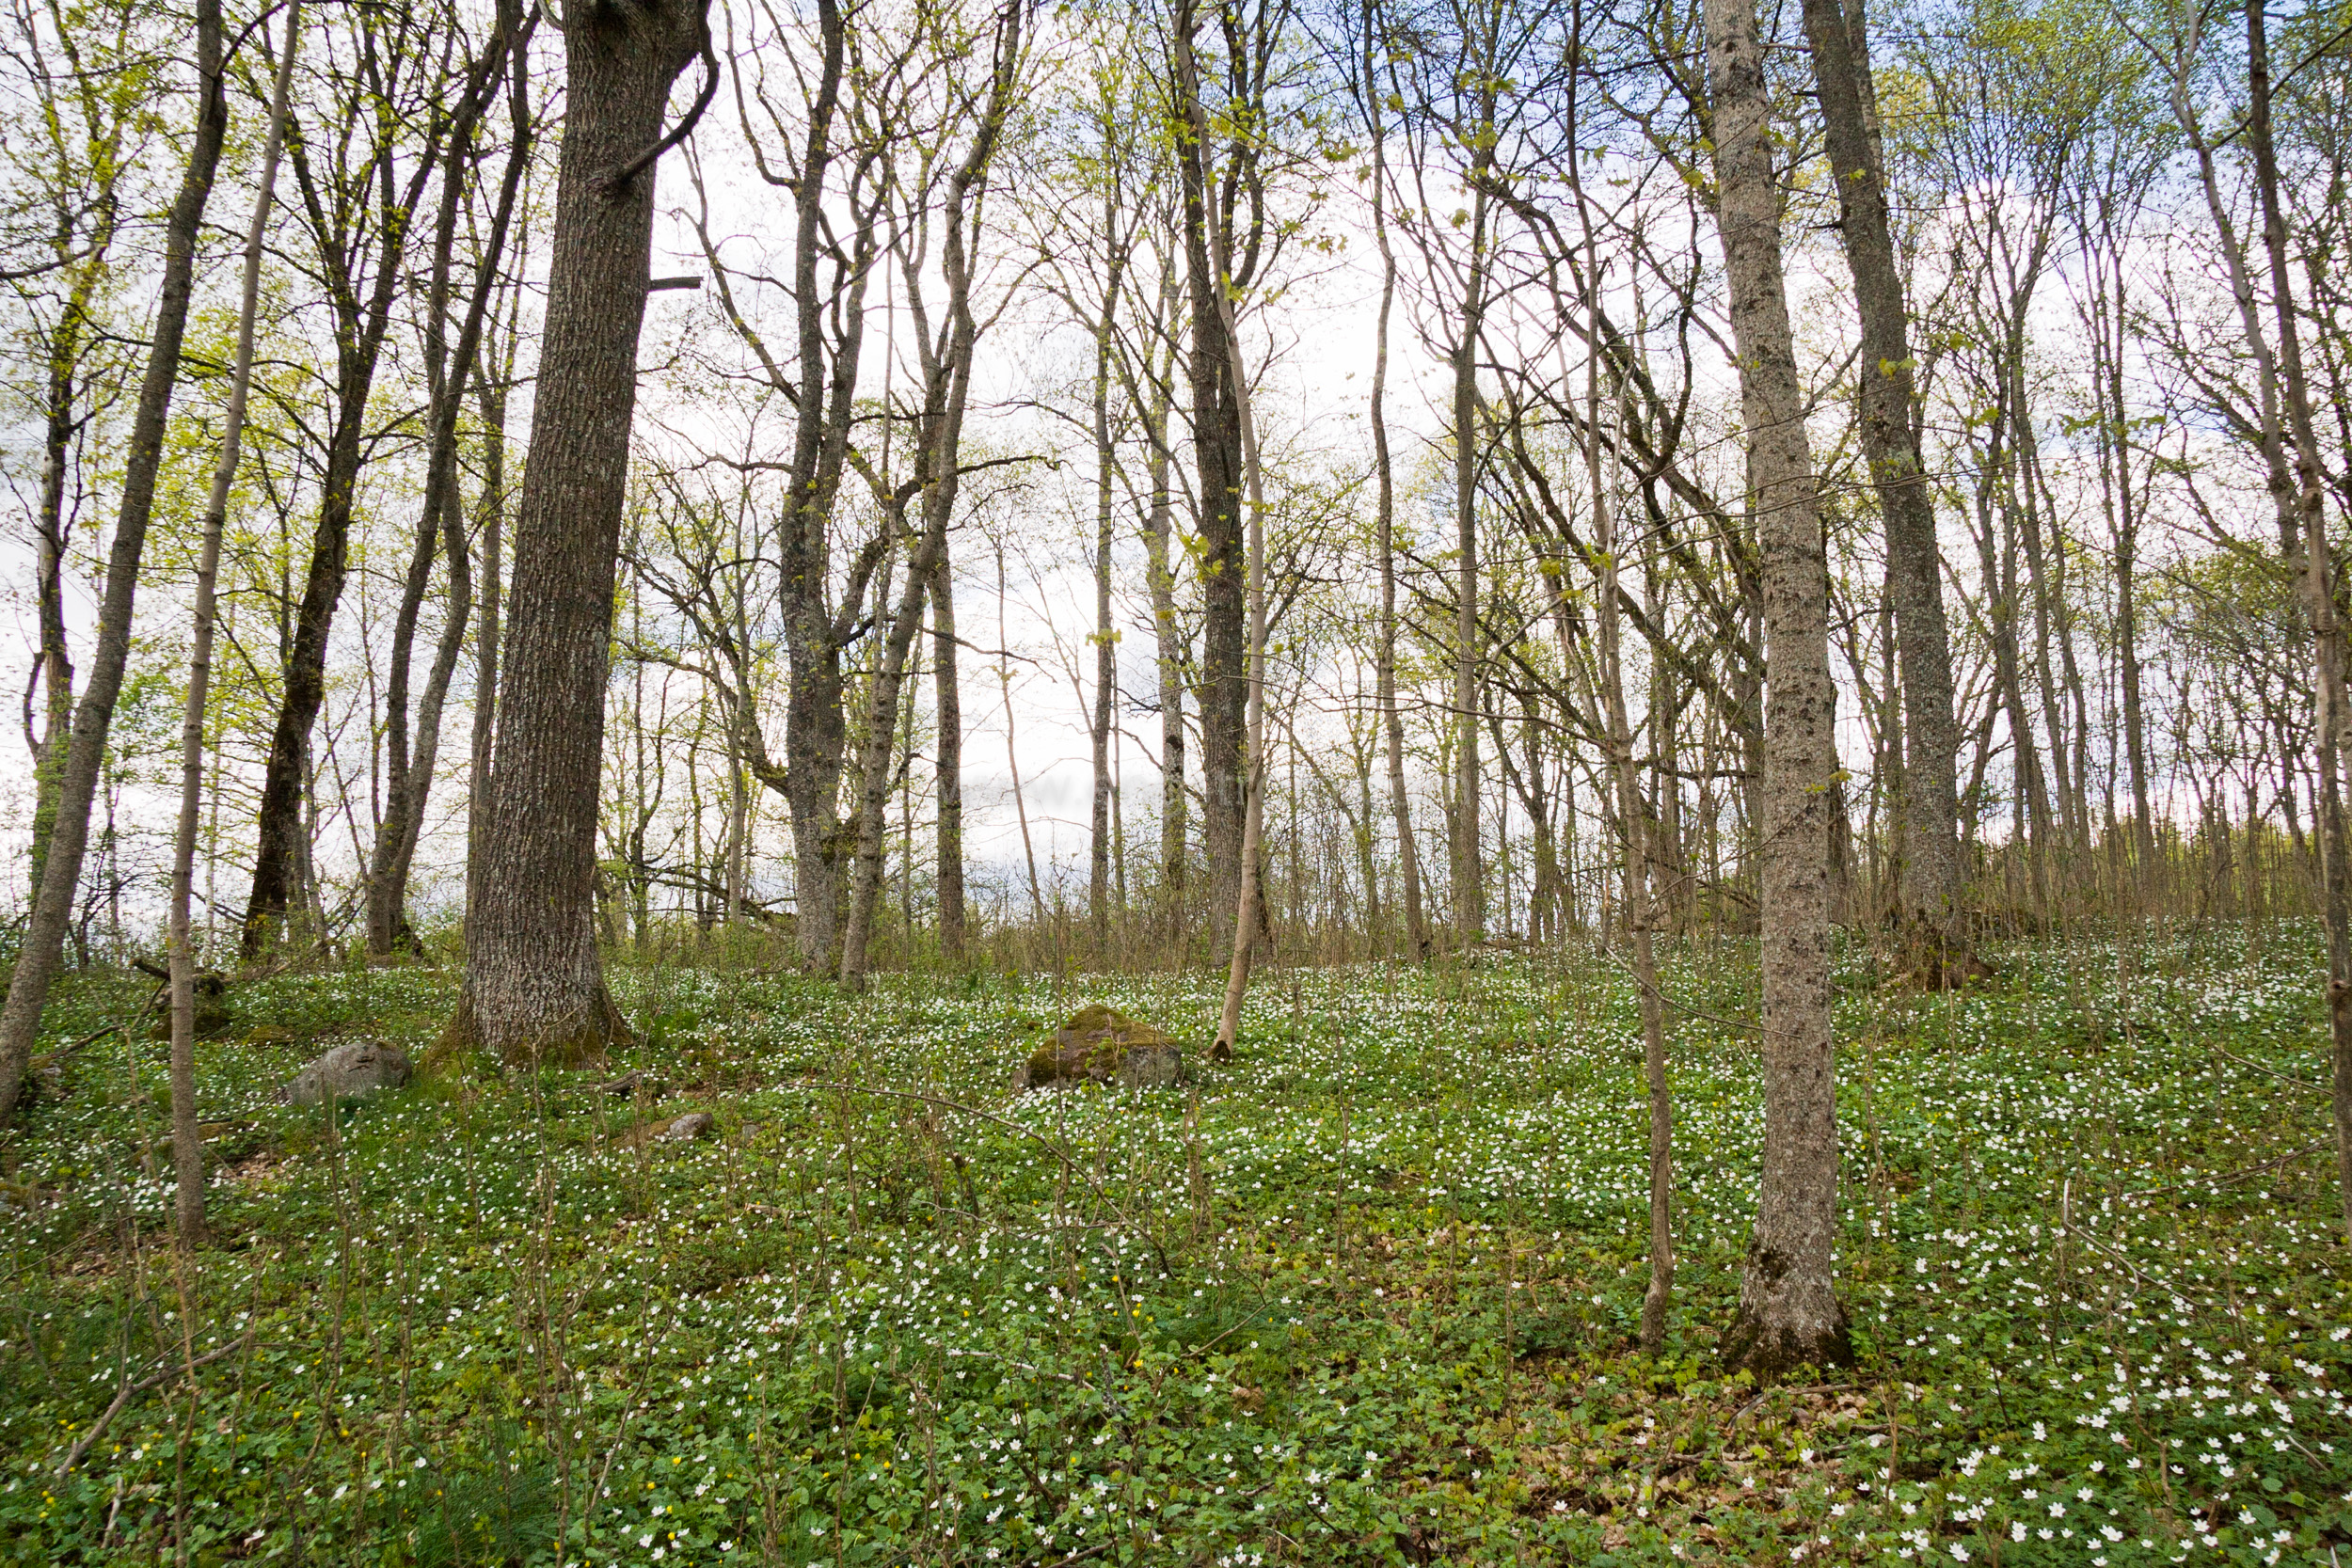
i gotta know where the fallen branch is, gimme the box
[55,1332,254,1479]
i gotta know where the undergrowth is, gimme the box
[0,927,2344,1565]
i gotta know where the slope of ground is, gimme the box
[0,931,2344,1564]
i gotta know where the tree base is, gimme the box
[1725,1258,1855,1380]
[433,982,631,1072]
[1896,917,1994,992]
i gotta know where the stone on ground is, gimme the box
[1013,1005,1182,1092]
[281,1041,412,1107]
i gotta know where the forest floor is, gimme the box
[0,928,2345,1566]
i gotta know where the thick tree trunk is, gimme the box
[1799,0,1966,967]
[0,0,228,1120]
[1704,0,1852,1373]
[442,0,707,1063]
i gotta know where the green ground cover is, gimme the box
[0,932,2344,1565]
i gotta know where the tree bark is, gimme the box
[1138,276,1189,942]
[931,556,965,962]
[836,5,1018,993]
[2245,0,2352,1241]
[0,0,227,1121]
[1359,0,1427,963]
[465,297,518,939]
[1089,182,1125,961]
[442,0,708,1063]
[166,0,298,1245]
[1172,0,1252,954]
[1799,0,1967,968]
[1704,0,1852,1373]
[368,13,532,957]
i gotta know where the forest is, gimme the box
[0,0,2347,1560]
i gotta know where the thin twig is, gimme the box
[807,1082,1173,1276]
[55,1333,253,1478]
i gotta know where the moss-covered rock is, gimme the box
[1013,1005,1182,1092]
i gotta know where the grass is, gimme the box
[0,927,2344,1565]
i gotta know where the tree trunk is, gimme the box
[442,0,708,1063]
[1452,182,1489,948]
[244,42,498,958]
[0,0,227,1121]
[1089,183,1124,962]
[368,18,532,957]
[1799,0,1967,967]
[931,556,965,962]
[465,303,517,939]
[2246,0,2352,1241]
[837,7,1017,994]
[1363,0,1427,961]
[1704,0,1852,1373]
[167,0,297,1244]
[1139,286,1189,942]
[1173,0,1248,953]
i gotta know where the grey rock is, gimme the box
[282,1041,411,1108]
[658,1112,715,1142]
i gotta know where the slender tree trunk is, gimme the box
[167,3,297,1243]
[26,287,93,902]
[0,0,228,1120]
[369,18,532,956]
[1140,293,1189,942]
[1364,0,1427,961]
[465,302,516,939]
[837,10,1016,993]
[1800,0,1967,968]
[2246,0,2352,1240]
[775,0,870,974]
[1173,0,1248,952]
[1704,0,1852,1372]
[1000,540,1043,925]
[1589,312,1673,1354]
[442,0,708,1063]
[931,556,965,961]
[1089,185,1123,962]
[245,50,493,957]
[1452,186,1489,947]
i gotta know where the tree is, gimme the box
[1800,0,1969,976]
[442,0,713,1063]
[837,0,1025,994]
[1703,0,1851,1373]
[1353,0,1429,959]
[241,4,503,957]
[167,0,301,1243]
[0,0,228,1122]
[366,3,536,958]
